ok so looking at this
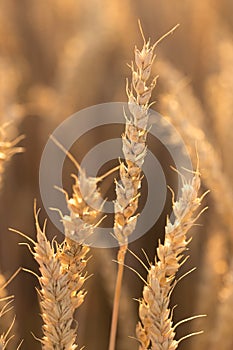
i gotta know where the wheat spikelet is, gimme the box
[50,135,104,244]
[57,239,89,312]
[61,169,104,244]
[136,170,206,350]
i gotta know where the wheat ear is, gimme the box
[14,198,92,349]
[56,164,105,312]
[136,170,206,350]
[12,133,105,349]
[109,23,179,350]
[50,135,115,312]
[31,206,79,350]
[0,123,24,189]
[157,59,233,242]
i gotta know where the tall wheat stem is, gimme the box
[108,244,127,350]
[109,23,179,350]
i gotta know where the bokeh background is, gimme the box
[0,1,233,349]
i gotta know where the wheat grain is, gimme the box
[61,169,104,244]
[57,239,89,312]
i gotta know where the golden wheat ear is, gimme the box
[50,134,118,239]
[109,23,180,350]
[158,59,233,242]
[48,135,120,347]
[10,202,90,349]
[136,169,207,349]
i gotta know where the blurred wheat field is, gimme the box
[0,1,233,349]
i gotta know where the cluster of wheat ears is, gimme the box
[0,24,209,350]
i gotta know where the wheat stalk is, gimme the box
[136,169,207,350]
[94,248,137,346]
[109,26,158,350]
[109,23,179,350]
